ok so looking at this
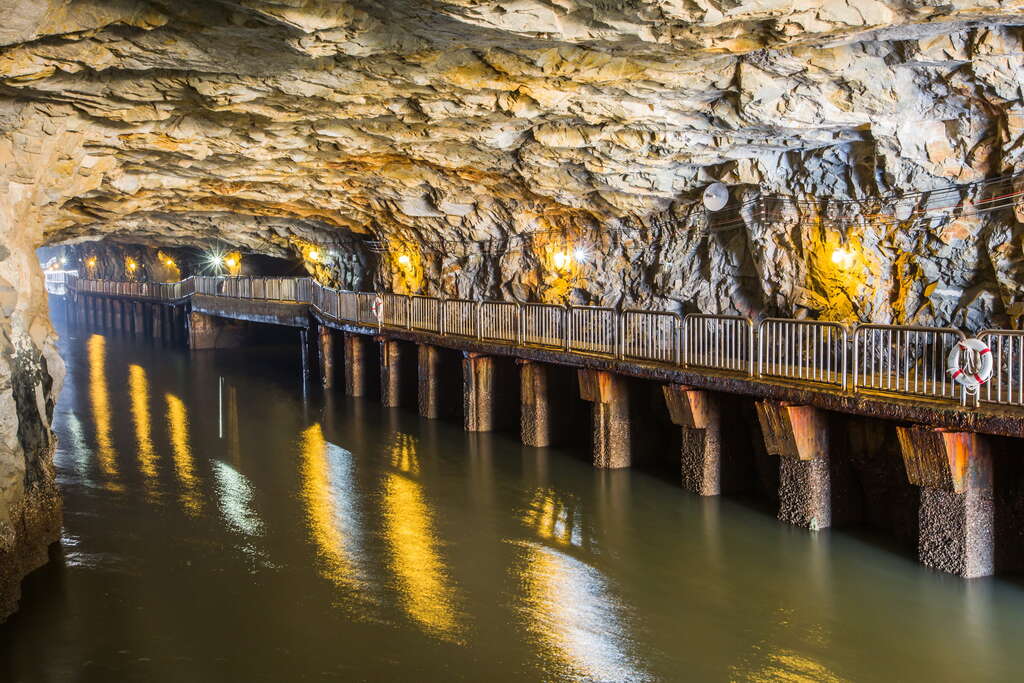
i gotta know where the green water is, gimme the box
[2,311,1024,682]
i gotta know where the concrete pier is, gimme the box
[519,360,550,447]
[463,353,494,432]
[379,338,402,407]
[343,333,365,397]
[133,302,145,335]
[664,385,721,495]
[756,401,831,530]
[418,344,441,419]
[897,426,994,577]
[578,369,630,469]
[152,303,163,338]
[318,326,334,389]
[112,299,123,331]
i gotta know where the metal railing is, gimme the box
[480,301,519,344]
[410,296,441,333]
[683,314,754,375]
[442,299,478,339]
[979,330,1024,406]
[521,303,565,350]
[853,324,966,403]
[758,319,848,389]
[192,275,310,302]
[568,305,617,356]
[621,310,680,364]
[67,275,1024,411]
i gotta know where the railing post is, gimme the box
[440,299,447,337]
[406,295,413,330]
[475,300,483,340]
[515,303,522,346]
[672,315,681,366]
[756,319,764,378]
[747,320,755,376]
[563,305,570,352]
[615,310,623,360]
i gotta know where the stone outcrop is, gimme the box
[3,0,1024,617]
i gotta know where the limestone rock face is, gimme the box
[0,0,1020,325]
[2,0,1024,616]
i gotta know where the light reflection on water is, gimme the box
[298,423,372,598]
[166,392,202,516]
[4,322,1024,681]
[86,334,121,491]
[128,364,160,500]
[381,431,463,642]
[514,540,650,683]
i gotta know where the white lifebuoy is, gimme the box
[947,337,993,394]
[372,295,384,320]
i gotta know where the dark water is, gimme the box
[3,310,1024,682]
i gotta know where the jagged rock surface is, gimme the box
[2,0,1024,618]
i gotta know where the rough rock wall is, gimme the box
[0,102,115,619]
[0,1,1021,328]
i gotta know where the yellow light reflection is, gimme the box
[521,488,583,548]
[166,393,202,516]
[128,365,159,499]
[516,541,648,682]
[381,432,461,642]
[298,424,366,593]
[87,335,121,491]
[389,432,420,476]
[736,649,845,683]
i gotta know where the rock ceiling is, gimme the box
[3,0,1024,320]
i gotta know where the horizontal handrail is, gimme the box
[67,275,1024,412]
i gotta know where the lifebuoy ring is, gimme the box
[372,295,384,321]
[947,338,993,394]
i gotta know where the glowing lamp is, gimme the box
[573,247,589,264]
[831,248,854,269]
[225,257,237,268]
[397,254,411,266]
[552,250,570,271]
[127,260,137,271]
[308,249,320,262]
[87,257,97,267]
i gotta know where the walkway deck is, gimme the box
[67,275,1024,439]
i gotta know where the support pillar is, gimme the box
[343,333,365,397]
[418,344,441,419]
[300,328,310,386]
[897,426,993,577]
[112,299,123,331]
[318,326,335,390]
[133,302,145,335]
[188,311,213,349]
[578,369,630,468]
[152,304,163,338]
[102,298,112,328]
[663,385,721,495]
[756,401,831,530]
[463,353,494,432]
[379,338,402,407]
[519,360,550,447]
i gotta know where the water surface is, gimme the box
[2,311,1024,682]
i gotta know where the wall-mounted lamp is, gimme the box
[831,247,854,270]
[552,250,571,271]
[308,249,320,262]
[397,254,411,266]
